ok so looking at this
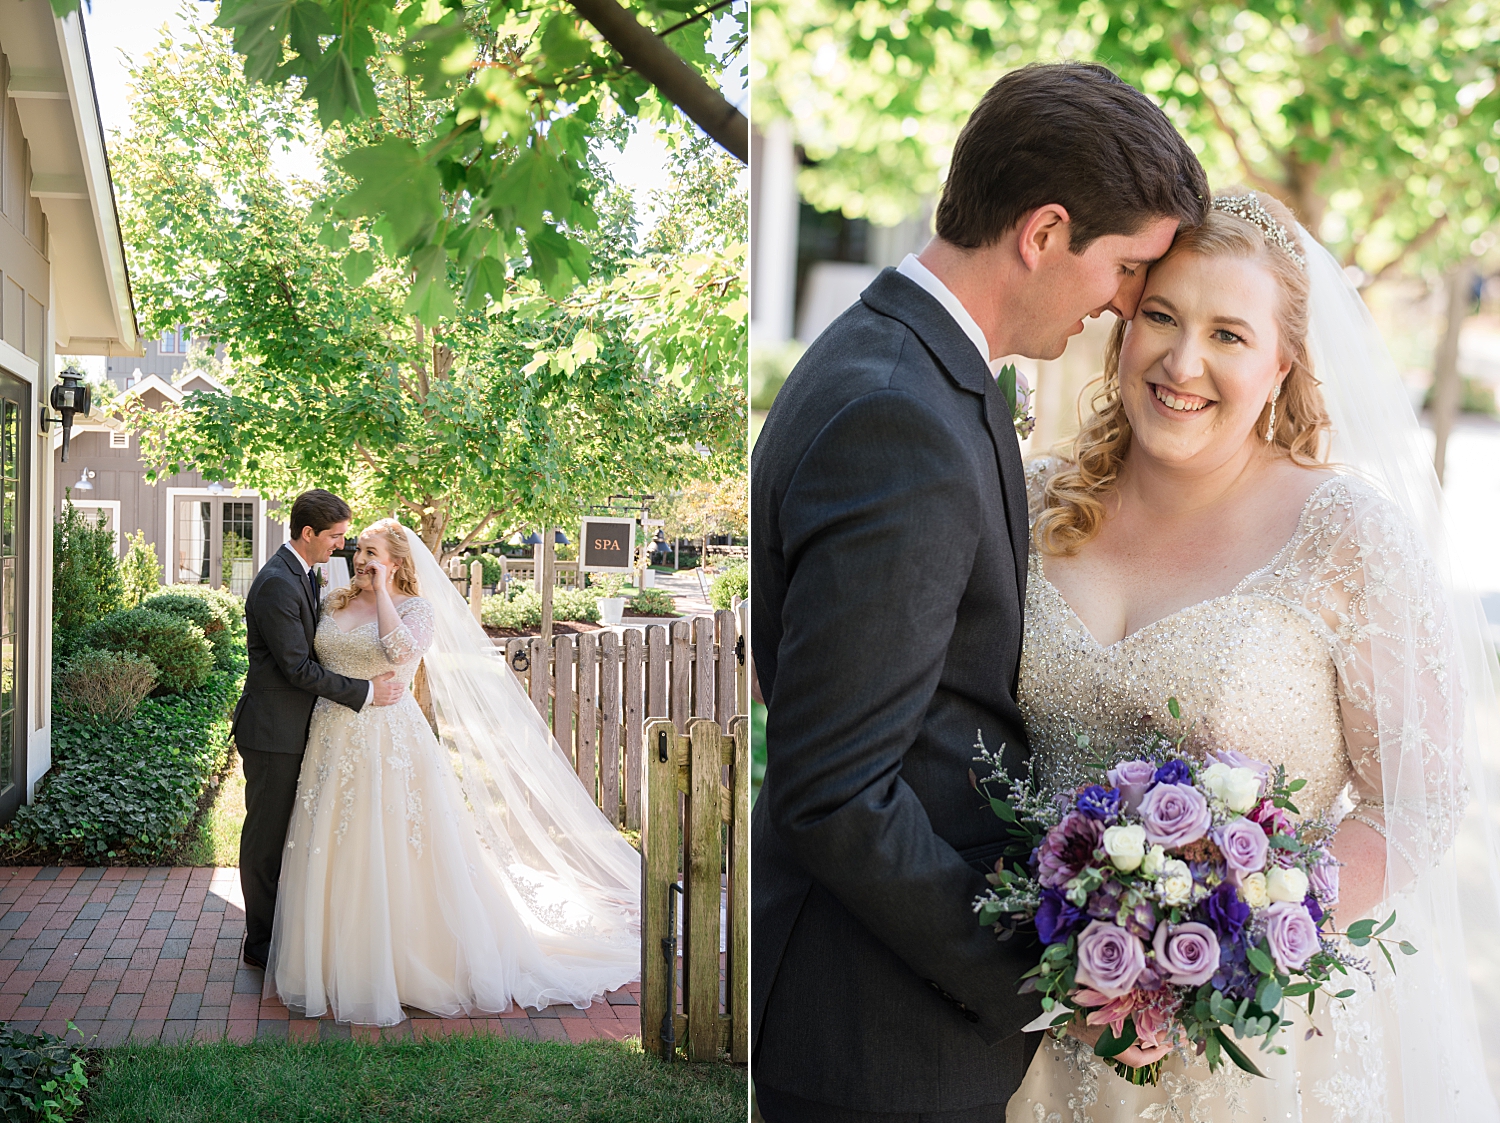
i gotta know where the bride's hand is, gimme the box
[365,560,391,593]
[1065,1016,1174,1069]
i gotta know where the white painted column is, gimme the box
[751,119,800,346]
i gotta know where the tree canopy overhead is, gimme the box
[114,20,744,559]
[755,0,1500,278]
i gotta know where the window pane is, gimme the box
[177,501,211,584]
[223,501,255,596]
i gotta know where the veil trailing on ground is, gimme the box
[399,526,641,944]
[1300,226,1500,1115]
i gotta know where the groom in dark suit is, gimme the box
[751,63,1209,1121]
[232,489,403,969]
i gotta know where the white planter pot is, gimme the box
[599,597,627,625]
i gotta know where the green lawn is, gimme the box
[83,1037,745,1123]
[178,752,246,867]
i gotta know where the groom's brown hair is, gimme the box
[289,489,352,540]
[936,62,1209,252]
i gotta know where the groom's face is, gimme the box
[1017,214,1180,360]
[298,520,349,565]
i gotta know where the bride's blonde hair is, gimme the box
[1034,189,1331,557]
[325,518,421,611]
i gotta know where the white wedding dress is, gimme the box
[265,590,640,1025]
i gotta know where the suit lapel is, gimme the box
[279,546,318,620]
[861,268,1030,606]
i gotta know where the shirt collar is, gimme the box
[281,543,312,575]
[896,254,1005,376]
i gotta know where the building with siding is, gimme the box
[0,1,140,818]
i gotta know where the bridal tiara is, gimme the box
[1211,194,1307,270]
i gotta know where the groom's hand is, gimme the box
[370,672,404,707]
[1065,1017,1174,1068]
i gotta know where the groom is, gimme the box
[751,63,1208,1120]
[231,489,403,970]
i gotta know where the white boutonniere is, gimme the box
[996,363,1035,440]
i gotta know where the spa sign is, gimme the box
[580,517,636,572]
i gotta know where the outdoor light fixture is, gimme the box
[74,469,94,492]
[206,481,225,495]
[41,367,92,463]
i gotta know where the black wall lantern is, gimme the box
[42,368,92,463]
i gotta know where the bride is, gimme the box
[264,518,640,1025]
[1007,191,1500,1121]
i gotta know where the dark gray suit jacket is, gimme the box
[231,545,369,754]
[751,269,1041,1113]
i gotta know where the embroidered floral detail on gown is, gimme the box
[266,597,638,1025]
[1005,460,1459,1123]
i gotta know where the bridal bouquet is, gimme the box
[973,701,1413,1084]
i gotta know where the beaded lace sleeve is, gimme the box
[1023,457,1062,526]
[378,598,436,666]
[1262,477,1467,877]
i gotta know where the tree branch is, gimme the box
[451,508,507,555]
[1367,213,1450,286]
[1342,184,1399,268]
[1169,36,1282,197]
[568,0,747,163]
[660,0,734,38]
[354,440,427,517]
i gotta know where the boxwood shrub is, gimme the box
[709,561,748,610]
[139,591,244,672]
[481,587,600,630]
[0,671,238,863]
[80,608,214,694]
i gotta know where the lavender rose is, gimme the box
[1308,856,1340,905]
[1036,813,1104,890]
[1263,901,1320,972]
[1151,921,1221,987]
[1107,759,1156,812]
[1075,920,1147,999]
[1214,817,1270,876]
[1139,782,1212,849]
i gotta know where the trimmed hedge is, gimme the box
[80,609,214,694]
[0,672,238,863]
[143,586,245,672]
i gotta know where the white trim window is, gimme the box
[159,329,177,354]
[70,500,122,556]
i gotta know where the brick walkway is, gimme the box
[0,867,641,1046]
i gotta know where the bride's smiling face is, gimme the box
[1118,251,1291,470]
[352,534,392,587]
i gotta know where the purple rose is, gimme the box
[1154,760,1193,786]
[1075,920,1147,999]
[1152,921,1221,988]
[1200,880,1250,943]
[1263,901,1320,972]
[1214,817,1270,876]
[1107,759,1156,812]
[1035,887,1086,944]
[1075,784,1121,821]
[1139,782,1212,849]
[1213,749,1272,794]
[1308,856,1340,905]
[1036,813,1104,889]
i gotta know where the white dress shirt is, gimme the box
[282,543,374,707]
[896,253,1004,376]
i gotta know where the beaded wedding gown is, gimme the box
[1006,460,1490,1123]
[265,596,639,1025]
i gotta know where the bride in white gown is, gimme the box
[1006,192,1500,1121]
[265,519,640,1025]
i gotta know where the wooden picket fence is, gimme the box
[496,608,749,829]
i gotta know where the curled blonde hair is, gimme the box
[1035,189,1331,557]
[325,517,421,611]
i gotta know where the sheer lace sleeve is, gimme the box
[1271,477,1468,878]
[1024,457,1063,524]
[379,598,436,665]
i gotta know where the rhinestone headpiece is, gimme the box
[1211,194,1306,270]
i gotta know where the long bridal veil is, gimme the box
[1301,227,1500,1117]
[399,526,641,946]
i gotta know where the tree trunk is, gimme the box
[540,528,556,643]
[1431,260,1473,486]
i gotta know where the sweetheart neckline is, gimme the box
[322,616,380,637]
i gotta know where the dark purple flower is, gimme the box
[1212,940,1255,997]
[1075,784,1121,821]
[1035,887,1086,945]
[1086,878,1125,920]
[1154,760,1193,786]
[1107,759,1157,812]
[1303,894,1324,924]
[1123,902,1158,941]
[1199,881,1250,943]
[1036,813,1104,889]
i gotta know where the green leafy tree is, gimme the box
[119,530,163,610]
[754,0,1500,278]
[53,0,747,317]
[117,23,743,560]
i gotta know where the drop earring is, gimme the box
[1266,383,1280,442]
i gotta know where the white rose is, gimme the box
[1201,762,1232,799]
[1160,859,1193,907]
[1221,767,1261,813]
[1266,866,1310,903]
[1140,844,1167,879]
[1102,824,1147,872]
[1240,871,1270,908]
